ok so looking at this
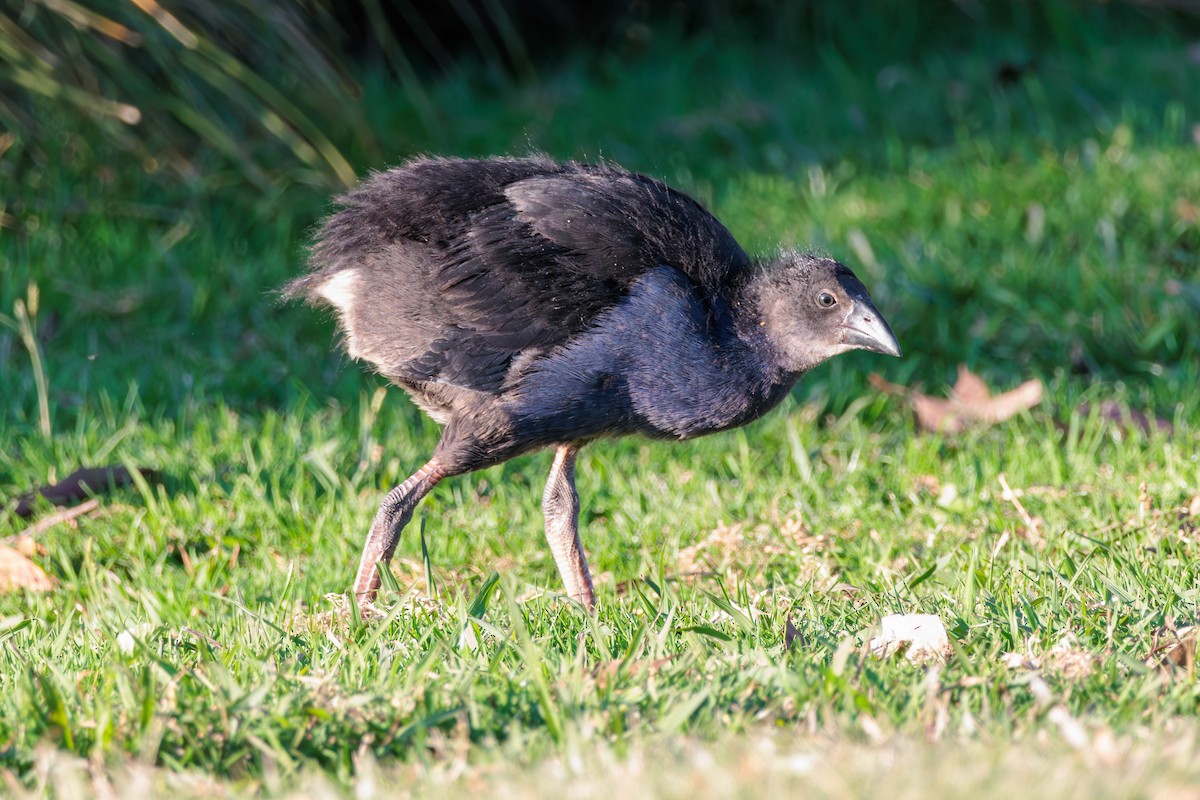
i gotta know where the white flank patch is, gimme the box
[316,269,360,313]
[316,269,363,358]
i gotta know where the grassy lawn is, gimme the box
[2,5,1199,797]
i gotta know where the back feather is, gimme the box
[286,156,752,392]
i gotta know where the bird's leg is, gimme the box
[542,444,595,608]
[353,458,446,610]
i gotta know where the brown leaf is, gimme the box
[1147,626,1196,672]
[0,546,55,594]
[867,373,907,396]
[950,364,992,406]
[871,365,1043,434]
[912,475,942,496]
[784,615,802,651]
[1077,401,1174,437]
[13,536,41,557]
[1047,634,1096,682]
[675,521,746,575]
[11,465,162,518]
[592,656,674,689]
[1174,196,1200,224]
[960,374,1044,426]
[912,393,966,434]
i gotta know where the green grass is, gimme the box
[2,5,1200,797]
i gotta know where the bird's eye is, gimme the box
[817,292,837,308]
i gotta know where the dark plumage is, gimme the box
[286,154,901,610]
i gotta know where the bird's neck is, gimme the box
[607,266,800,440]
[729,265,836,378]
[666,275,808,433]
[728,269,805,380]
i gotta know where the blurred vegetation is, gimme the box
[2,0,1197,419]
[0,0,625,194]
[3,0,1198,198]
[0,3,1199,792]
[0,0,378,192]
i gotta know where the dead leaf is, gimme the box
[1047,634,1096,681]
[593,656,674,689]
[1004,636,1096,681]
[784,616,802,651]
[0,546,55,593]
[1174,196,1200,224]
[871,365,1043,434]
[911,393,961,433]
[13,536,41,557]
[1001,652,1035,670]
[670,514,831,594]
[11,465,162,518]
[675,521,747,575]
[869,613,952,664]
[912,475,941,496]
[1077,401,1174,437]
[1146,626,1196,672]
[951,366,992,406]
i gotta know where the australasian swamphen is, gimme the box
[285,155,901,611]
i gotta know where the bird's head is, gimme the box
[746,253,902,374]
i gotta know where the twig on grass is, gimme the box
[998,473,1042,540]
[4,499,101,546]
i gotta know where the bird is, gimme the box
[285,154,901,613]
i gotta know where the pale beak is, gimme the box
[841,298,902,357]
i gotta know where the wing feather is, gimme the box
[291,157,752,393]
